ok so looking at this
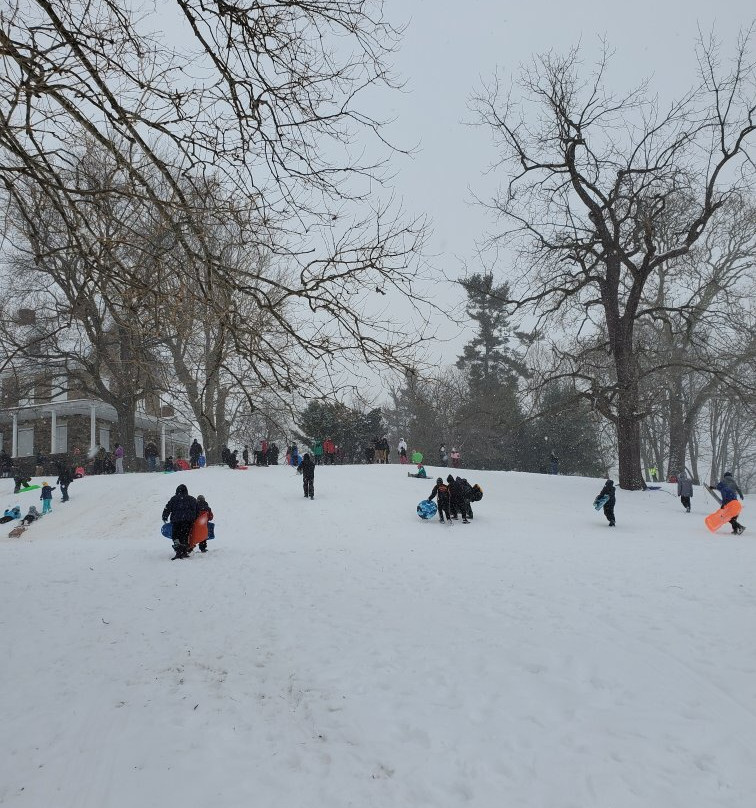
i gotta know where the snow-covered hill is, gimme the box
[1,463,754,807]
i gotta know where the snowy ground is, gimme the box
[1,463,755,808]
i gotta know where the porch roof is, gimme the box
[0,398,192,441]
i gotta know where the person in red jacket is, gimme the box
[323,438,336,465]
[189,494,214,553]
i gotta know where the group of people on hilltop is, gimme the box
[307,439,338,465]
[365,436,390,464]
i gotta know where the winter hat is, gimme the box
[197,494,206,503]
[606,479,614,485]
[175,484,188,495]
[436,477,443,484]
[724,471,733,477]
[42,481,48,486]
[447,475,454,483]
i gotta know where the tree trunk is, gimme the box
[114,400,137,472]
[612,329,645,490]
[666,380,686,481]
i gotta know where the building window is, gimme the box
[56,423,68,454]
[17,427,34,457]
[134,434,144,458]
[99,427,110,451]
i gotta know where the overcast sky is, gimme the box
[369,0,754,357]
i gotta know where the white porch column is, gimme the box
[11,412,17,458]
[89,404,96,452]
[50,409,57,454]
[161,423,166,461]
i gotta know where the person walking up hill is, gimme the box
[162,484,198,560]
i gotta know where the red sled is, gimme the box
[705,500,742,533]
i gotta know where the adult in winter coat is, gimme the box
[312,441,324,465]
[439,444,448,466]
[56,463,74,502]
[398,438,408,464]
[428,477,451,523]
[447,475,463,520]
[144,441,159,472]
[299,453,316,499]
[595,479,616,527]
[677,471,693,513]
[455,476,474,523]
[162,484,199,559]
[189,439,203,469]
[549,451,559,475]
[189,494,214,553]
[450,448,461,468]
[710,472,745,534]
[114,443,125,474]
[411,449,423,465]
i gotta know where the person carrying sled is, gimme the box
[677,471,693,513]
[189,494,214,553]
[162,483,199,559]
[299,452,316,499]
[428,477,452,523]
[408,463,427,479]
[39,481,56,514]
[13,473,31,494]
[595,479,616,527]
[709,472,745,534]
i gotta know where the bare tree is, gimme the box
[0,1,436,414]
[473,34,756,488]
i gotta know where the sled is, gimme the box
[593,494,609,511]
[234,465,248,470]
[161,521,215,542]
[417,499,438,520]
[19,485,40,493]
[8,525,26,538]
[198,456,206,468]
[189,512,210,550]
[175,458,190,471]
[705,499,742,533]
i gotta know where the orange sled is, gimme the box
[705,500,742,533]
[189,511,210,550]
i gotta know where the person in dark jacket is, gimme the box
[595,479,616,526]
[162,483,199,559]
[189,439,203,469]
[456,476,474,523]
[144,441,159,472]
[549,451,559,475]
[428,477,451,523]
[447,475,462,520]
[56,462,74,502]
[13,473,32,494]
[677,471,693,513]
[299,452,316,499]
[39,481,56,514]
[710,472,745,534]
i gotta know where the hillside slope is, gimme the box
[1,464,755,807]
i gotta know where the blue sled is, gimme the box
[417,499,438,520]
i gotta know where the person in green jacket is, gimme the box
[312,440,324,465]
[411,449,423,465]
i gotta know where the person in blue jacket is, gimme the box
[710,472,745,534]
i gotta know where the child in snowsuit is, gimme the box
[299,453,315,499]
[677,471,693,512]
[447,475,462,519]
[21,505,41,526]
[162,483,199,559]
[711,472,745,534]
[428,477,451,523]
[456,477,474,523]
[39,482,56,514]
[189,494,214,553]
[596,479,616,526]
[408,463,427,479]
